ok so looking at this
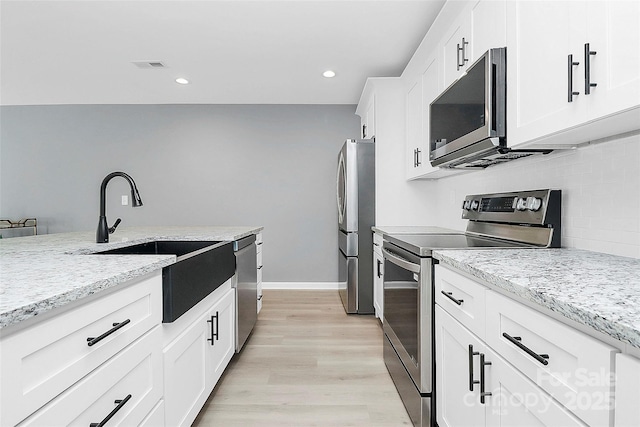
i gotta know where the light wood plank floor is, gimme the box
[193,290,412,426]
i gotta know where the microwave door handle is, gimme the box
[382,248,421,274]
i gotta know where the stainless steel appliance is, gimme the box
[382,189,561,427]
[233,235,257,352]
[337,139,375,314]
[429,48,551,169]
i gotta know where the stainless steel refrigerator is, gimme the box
[336,139,375,314]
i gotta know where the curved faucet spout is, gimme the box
[97,172,143,243]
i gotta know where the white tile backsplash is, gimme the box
[431,133,640,259]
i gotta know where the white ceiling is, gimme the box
[0,0,445,106]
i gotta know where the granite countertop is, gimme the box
[0,226,263,330]
[433,248,640,349]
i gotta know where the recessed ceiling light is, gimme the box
[175,77,190,85]
[323,70,336,78]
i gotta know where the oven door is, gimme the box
[382,243,432,394]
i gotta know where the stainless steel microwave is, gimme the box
[429,47,550,169]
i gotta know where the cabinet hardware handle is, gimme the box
[258,265,263,270]
[584,43,597,95]
[362,124,367,138]
[377,259,382,278]
[441,290,463,306]
[457,38,469,70]
[89,394,132,427]
[468,344,480,391]
[416,148,422,167]
[479,353,492,404]
[207,312,219,345]
[502,332,549,365]
[568,54,580,102]
[258,294,263,301]
[87,319,130,347]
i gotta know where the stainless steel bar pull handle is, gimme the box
[416,148,421,167]
[480,353,492,404]
[585,43,597,94]
[468,344,480,391]
[503,332,550,365]
[441,290,463,306]
[568,54,580,102]
[87,319,130,347]
[89,394,132,427]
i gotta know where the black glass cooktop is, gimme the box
[384,233,531,257]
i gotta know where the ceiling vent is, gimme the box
[132,61,167,69]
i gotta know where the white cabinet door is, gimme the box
[615,353,640,427]
[441,0,507,89]
[469,0,507,62]
[372,233,384,322]
[441,10,471,89]
[506,1,588,147]
[163,287,235,427]
[207,287,235,388]
[163,307,209,427]
[406,55,467,180]
[586,1,640,121]
[406,78,424,176]
[436,306,486,427]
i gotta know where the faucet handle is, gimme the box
[108,218,122,234]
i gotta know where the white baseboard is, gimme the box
[262,282,339,290]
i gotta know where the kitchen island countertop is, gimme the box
[433,248,640,349]
[0,226,263,330]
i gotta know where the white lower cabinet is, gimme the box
[436,306,585,427]
[615,354,640,427]
[372,231,384,321]
[18,326,163,426]
[0,272,163,427]
[163,284,235,426]
[435,264,623,427]
[257,232,263,313]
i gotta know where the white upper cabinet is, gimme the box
[405,53,470,180]
[586,1,640,120]
[356,87,376,139]
[441,0,507,89]
[507,0,640,148]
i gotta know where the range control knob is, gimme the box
[526,197,542,211]
[463,200,471,210]
[515,197,527,211]
[470,200,480,211]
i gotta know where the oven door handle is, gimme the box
[382,248,421,274]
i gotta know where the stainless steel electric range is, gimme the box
[382,189,562,427]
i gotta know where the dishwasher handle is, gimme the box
[382,248,421,274]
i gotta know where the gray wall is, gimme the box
[0,104,360,282]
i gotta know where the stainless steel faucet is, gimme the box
[96,172,143,243]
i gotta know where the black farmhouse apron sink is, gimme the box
[95,240,235,322]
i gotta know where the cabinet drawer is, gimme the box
[18,326,163,426]
[486,291,617,427]
[1,272,162,426]
[435,265,487,340]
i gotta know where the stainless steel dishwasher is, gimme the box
[233,235,257,352]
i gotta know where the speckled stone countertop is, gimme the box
[0,226,263,330]
[433,248,640,349]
